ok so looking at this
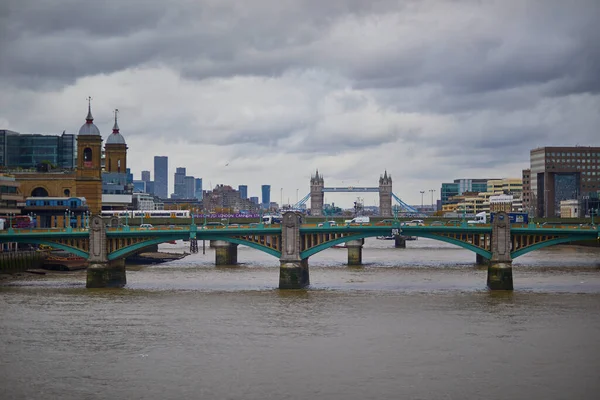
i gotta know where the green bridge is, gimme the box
[1,212,597,290]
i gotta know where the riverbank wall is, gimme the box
[0,251,47,273]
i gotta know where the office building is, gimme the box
[529,146,600,217]
[440,179,489,206]
[261,185,271,209]
[194,178,203,200]
[146,181,155,196]
[153,156,168,199]
[132,180,146,193]
[250,196,259,205]
[0,174,22,215]
[173,167,186,198]
[141,170,150,182]
[238,185,248,200]
[0,130,76,169]
[184,176,195,199]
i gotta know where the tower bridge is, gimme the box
[296,169,419,216]
[1,212,597,291]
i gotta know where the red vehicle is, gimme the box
[10,215,34,229]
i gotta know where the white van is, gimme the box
[404,219,424,226]
[345,216,370,225]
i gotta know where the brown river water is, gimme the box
[1,238,599,400]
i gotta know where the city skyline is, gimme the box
[1,1,598,207]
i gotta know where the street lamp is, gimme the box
[280,188,283,211]
[64,210,68,228]
[420,191,425,210]
[429,189,436,211]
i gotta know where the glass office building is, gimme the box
[0,130,76,169]
[154,156,168,199]
[261,185,271,208]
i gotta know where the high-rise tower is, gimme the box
[310,169,324,216]
[76,97,103,214]
[379,170,392,217]
[154,156,168,199]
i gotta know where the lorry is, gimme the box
[489,212,529,224]
[345,216,370,225]
[467,212,487,224]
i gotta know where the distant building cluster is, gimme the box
[438,146,599,218]
[1,105,598,221]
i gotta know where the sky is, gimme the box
[1,0,599,208]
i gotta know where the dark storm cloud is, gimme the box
[2,0,598,104]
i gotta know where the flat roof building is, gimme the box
[530,146,600,217]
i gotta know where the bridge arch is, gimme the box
[510,236,598,258]
[199,235,281,258]
[107,234,284,260]
[2,237,88,259]
[300,231,495,259]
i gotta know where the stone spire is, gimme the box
[112,108,119,133]
[86,96,94,123]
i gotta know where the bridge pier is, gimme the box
[213,241,238,265]
[279,211,309,289]
[346,239,364,265]
[87,260,127,288]
[86,215,126,288]
[487,212,513,290]
[394,235,406,248]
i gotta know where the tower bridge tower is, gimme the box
[310,169,324,216]
[379,170,392,217]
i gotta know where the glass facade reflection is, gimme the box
[0,130,76,169]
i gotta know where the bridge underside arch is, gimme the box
[108,235,188,260]
[300,231,495,259]
[201,235,282,258]
[301,232,383,259]
[510,235,596,258]
[108,235,284,260]
[397,232,493,259]
[0,238,89,259]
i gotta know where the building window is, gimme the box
[83,147,93,167]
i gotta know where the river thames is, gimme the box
[1,238,599,399]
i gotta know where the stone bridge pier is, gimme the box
[86,215,126,288]
[279,211,309,289]
[346,239,364,265]
[487,212,513,290]
[212,241,238,265]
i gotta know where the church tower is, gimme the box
[76,97,103,214]
[379,170,392,217]
[310,169,324,216]
[104,109,127,174]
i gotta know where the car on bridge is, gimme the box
[318,221,337,227]
[203,222,225,229]
[404,220,424,226]
[139,223,154,230]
